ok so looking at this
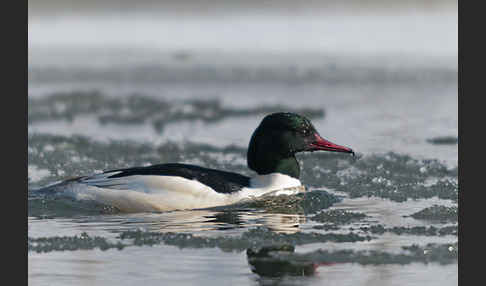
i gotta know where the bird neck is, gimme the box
[248,151,300,179]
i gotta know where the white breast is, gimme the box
[249,173,302,189]
[231,173,303,201]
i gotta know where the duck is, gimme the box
[38,112,354,212]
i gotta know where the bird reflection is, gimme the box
[246,245,318,278]
[91,209,306,234]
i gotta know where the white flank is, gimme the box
[58,172,304,212]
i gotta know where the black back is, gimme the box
[105,163,251,194]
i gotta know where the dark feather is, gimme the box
[105,163,251,194]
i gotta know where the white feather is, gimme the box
[233,173,303,200]
[59,172,304,212]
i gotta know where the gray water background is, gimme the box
[28,1,457,285]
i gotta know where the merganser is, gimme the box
[38,112,354,212]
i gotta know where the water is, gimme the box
[28,2,457,285]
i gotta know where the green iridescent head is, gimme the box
[247,112,354,178]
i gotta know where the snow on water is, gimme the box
[28,165,51,183]
[28,84,457,166]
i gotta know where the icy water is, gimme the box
[28,4,457,286]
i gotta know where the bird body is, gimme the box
[37,112,353,212]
